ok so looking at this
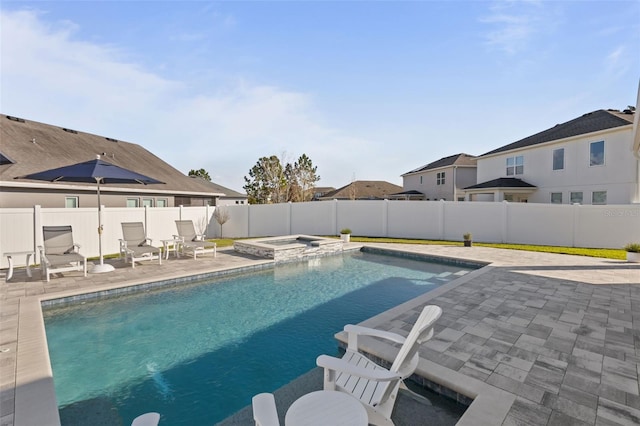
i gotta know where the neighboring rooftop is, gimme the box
[0,114,241,197]
[403,153,477,176]
[464,177,537,190]
[481,108,635,157]
[318,180,403,200]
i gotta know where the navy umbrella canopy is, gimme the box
[17,155,165,272]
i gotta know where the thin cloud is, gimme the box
[0,8,381,189]
[480,0,547,55]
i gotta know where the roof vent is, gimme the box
[62,128,78,134]
[105,137,118,142]
[6,116,25,123]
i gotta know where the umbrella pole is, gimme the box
[91,178,115,273]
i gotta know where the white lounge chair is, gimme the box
[316,305,442,426]
[39,225,87,282]
[119,222,162,268]
[252,393,280,426]
[131,412,160,426]
[174,220,216,259]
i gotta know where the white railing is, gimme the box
[1,200,639,268]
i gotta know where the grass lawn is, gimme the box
[347,237,627,260]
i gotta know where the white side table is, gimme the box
[285,390,368,426]
[161,238,182,260]
[3,251,34,282]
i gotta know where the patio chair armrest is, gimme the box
[316,355,400,382]
[38,246,48,262]
[343,324,406,351]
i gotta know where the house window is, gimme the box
[506,156,524,176]
[592,191,607,205]
[156,199,167,207]
[436,172,445,185]
[590,141,604,166]
[553,148,564,170]
[570,192,583,204]
[142,198,154,207]
[420,176,423,185]
[550,193,563,204]
[65,197,78,208]
[126,198,139,207]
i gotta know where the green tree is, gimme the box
[293,154,320,202]
[244,154,320,204]
[188,168,211,181]
[243,155,287,204]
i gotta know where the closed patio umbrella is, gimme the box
[17,155,165,273]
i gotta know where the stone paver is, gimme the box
[0,243,639,425]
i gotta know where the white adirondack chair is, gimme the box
[316,305,442,426]
[252,393,280,426]
[131,412,160,426]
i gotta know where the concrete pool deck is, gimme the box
[1,244,639,425]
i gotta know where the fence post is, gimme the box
[439,200,445,240]
[502,200,509,243]
[144,205,149,230]
[247,204,251,237]
[333,199,338,236]
[179,205,184,221]
[34,205,42,264]
[383,199,389,237]
[288,202,292,235]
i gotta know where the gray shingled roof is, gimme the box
[402,153,477,176]
[0,114,244,197]
[319,180,403,200]
[464,178,537,190]
[481,109,634,157]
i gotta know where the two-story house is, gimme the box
[464,108,638,204]
[396,153,477,201]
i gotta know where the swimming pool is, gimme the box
[43,251,474,425]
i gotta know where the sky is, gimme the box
[1,1,639,192]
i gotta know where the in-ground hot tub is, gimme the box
[234,235,344,262]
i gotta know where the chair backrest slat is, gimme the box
[121,222,147,245]
[175,220,197,241]
[43,225,75,255]
[390,305,442,373]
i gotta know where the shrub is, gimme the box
[624,243,640,253]
[340,228,352,235]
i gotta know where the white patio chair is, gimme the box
[316,305,442,426]
[174,220,216,259]
[39,225,87,282]
[119,222,162,268]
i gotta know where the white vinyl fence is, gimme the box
[1,200,639,268]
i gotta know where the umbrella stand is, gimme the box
[90,178,116,274]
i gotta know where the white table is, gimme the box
[161,238,182,260]
[3,251,34,281]
[285,390,368,426]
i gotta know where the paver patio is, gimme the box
[1,244,638,425]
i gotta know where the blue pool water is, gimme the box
[43,251,473,425]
